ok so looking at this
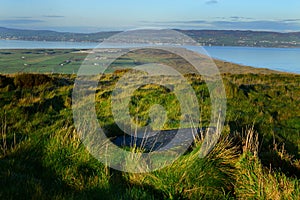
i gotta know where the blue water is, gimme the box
[203,46,300,74]
[0,39,99,49]
[0,39,299,74]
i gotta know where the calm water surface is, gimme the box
[203,46,300,74]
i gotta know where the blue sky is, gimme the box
[0,0,300,32]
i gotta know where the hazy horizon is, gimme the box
[1,26,300,35]
[1,0,300,33]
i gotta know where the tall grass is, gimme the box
[125,134,239,199]
[1,73,300,199]
[234,128,300,199]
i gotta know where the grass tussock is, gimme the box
[127,136,239,199]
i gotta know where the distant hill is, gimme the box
[0,27,119,43]
[1,27,300,47]
[178,29,300,48]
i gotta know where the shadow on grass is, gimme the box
[0,130,162,199]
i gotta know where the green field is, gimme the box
[0,49,88,74]
[0,49,300,199]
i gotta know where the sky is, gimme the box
[0,0,300,33]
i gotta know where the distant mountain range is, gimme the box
[1,27,300,48]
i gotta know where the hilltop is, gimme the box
[0,49,299,199]
[0,70,300,199]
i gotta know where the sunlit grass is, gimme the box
[0,71,299,199]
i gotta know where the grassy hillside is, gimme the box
[0,48,300,199]
[0,70,299,199]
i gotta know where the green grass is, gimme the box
[0,49,283,75]
[0,49,87,74]
[0,50,300,199]
[127,137,238,199]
